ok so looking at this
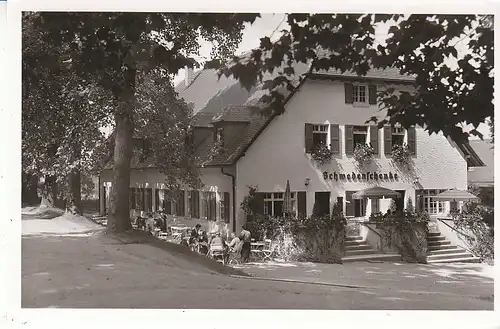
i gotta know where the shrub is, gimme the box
[353,143,375,166]
[454,201,494,261]
[311,144,334,165]
[391,143,412,167]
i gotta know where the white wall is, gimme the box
[235,79,468,229]
[100,166,235,236]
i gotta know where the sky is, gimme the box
[174,14,491,140]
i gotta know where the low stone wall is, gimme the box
[364,221,428,263]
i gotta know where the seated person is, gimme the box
[198,231,209,254]
[209,232,226,253]
[225,232,241,263]
[190,224,202,244]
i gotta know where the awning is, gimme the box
[352,187,401,200]
[434,189,480,202]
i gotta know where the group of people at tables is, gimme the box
[184,224,252,263]
[134,212,252,263]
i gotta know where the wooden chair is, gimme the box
[262,239,273,261]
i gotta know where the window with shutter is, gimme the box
[297,191,307,217]
[345,125,354,155]
[384,126,392,155]
[330,124,340,154]
[370,125,379,154]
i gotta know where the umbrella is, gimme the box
[283,179,293,216]
[434,189,480,202]
[352,187,401,200]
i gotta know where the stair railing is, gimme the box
[436,217,476,255]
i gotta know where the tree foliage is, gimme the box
[219,14,493,143]
[22,13,112,211]
[24,12,260,231]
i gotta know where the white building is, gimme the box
[99,65,484,237]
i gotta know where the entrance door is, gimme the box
[314,192,331,217]
[395,190,406,212]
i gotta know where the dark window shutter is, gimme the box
[330,124,340,154]
[176,190,185,216]
[146,188,152,212]
[345,191,354,217]
[416,190,424,212]
[370,125,379,155]
[194,191,200,218]
[345,83,354,104]
[304,123,314,153]
[141,188,145,211]
[384,125,392,155]
[297,191,307,217]
[371,198,379,214]
[224,192,230,223]
[407,127,416,155]
[253,192,265,215]
[345,125,354,155]
[130,188,136,210]
[368,85,377,105]
[165,192,172,215]
[154,189,159,211]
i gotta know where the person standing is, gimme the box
[239,225,251,263]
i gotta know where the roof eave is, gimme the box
[309,73,416,85]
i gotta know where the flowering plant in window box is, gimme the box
[391,143,412,166]
[353,143,374,166]
[311,144,334,165]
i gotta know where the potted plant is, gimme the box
[353,143,375,166]
[391,143,412,167]
[311,144,334,165]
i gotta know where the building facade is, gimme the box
[99,66,483,235]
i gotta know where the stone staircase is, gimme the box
[341,235,401,263]
[426,232,481,264]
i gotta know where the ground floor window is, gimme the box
[218,191,230,223]
[155,189,185,216]
[417,189,446,214]
[263,192,296,217]
[201,191,216,221]
[129,187,153,213]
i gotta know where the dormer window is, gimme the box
[213,127,224,148]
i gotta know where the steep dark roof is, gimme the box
[468,139,494,185]
[211,105,254,123]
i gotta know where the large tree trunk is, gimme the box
[40,175,58,207]
[107,68,135,232]
[22,172,40,205]
[66,169,82,214]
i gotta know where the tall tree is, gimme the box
[22,14,112,212]
[27,12,260,231]
[219,14,493,144]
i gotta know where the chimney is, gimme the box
[185,67,194,87]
